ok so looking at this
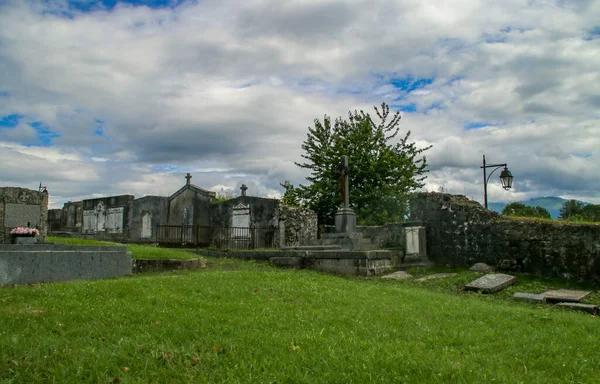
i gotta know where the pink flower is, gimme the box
[10,227,39,236]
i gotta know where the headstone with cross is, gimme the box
[185,173,192,185]
[333,155,356,233]
[240,184,248,197]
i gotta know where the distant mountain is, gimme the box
[488,196,589,219]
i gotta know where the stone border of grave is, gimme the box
[0,244,131,286]
[195,249,400,276]
[132,258,206,273]
[513,289,597,314]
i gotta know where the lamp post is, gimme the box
[481,155,513,209]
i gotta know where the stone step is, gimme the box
[555,302,598,314]
[282,245,342,251]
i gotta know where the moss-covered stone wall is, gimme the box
[410,192,600,281]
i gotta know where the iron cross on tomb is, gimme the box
[240,184,248,196]
[334,155,352,209]
[185,173,192,185]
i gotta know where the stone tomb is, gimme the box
[542,289,592,303]
[0,187,48,244]
[465,273,516,293]
[82,195,133,234]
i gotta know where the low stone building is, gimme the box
[47,174,318,248]
[0,186,49,244]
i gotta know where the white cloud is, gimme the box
[0,0,599,210]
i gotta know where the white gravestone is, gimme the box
[106,207,124,233]
[82,210,97,233]
[406,227,421,255]
[96,203,105,232]
[232,203,250,238]
[404,226,428,264]
[141,212,152,238]
[4,203,41,227]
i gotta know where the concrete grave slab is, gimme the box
[469,263,495,273]
[415,273,457,282]
[555,302,598,314]
[513,292,546,303]
[465,273,516,293]
[542,290,592,303]
[382,271,412,280]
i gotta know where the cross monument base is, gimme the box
[335,208,356,233]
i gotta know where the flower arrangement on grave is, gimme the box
[10,227,40,237]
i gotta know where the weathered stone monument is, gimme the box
[334,155,356,233]
[0,186,48,244]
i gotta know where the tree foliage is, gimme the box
[283,103,431,225]
[501,202,551,219]
[558,199,585,220]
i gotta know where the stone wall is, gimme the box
[129,196,169,242]
[279,205,318,247]
[81,195,134,237]
[409,192,600,281]
[61,201,82,232]
[0,187,48,244]
[47,208,63,231]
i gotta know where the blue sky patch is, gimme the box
[571,152,592,158]
[67,0,189,12]
[0,114,22,128]
[584,26,600,40]
[389,77,433,93]
[464,122,489,130]
[95,119,105,137]
[29,122,61,146]
[391,103,416,113]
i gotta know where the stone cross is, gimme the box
[19,191,28,202]
[240,184,248,197]
[334,155,350,209]
[185,173,192,185]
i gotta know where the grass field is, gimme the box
[1,255,599,383]
[46,236,198,260]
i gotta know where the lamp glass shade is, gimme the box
[499,168,513,190]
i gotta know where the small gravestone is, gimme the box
[513,292,546,303]
[415,273,457,282]
[542,290,592,303]
[382,271,412,280]
[555,302,598,314]
[469,263,495,273]
[465,273,516,293]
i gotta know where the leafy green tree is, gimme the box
[501,202,551,219]
[558,199,584,220]
[285,103,431,225]
[280,180,300,207]
[581,204,600,222]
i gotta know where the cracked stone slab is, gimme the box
[465,273,516,293]
[469,263,495,273]
[542,290,592,303]
[382,271,412,280]
[415,273,457,282]
[513,292,546,303]
[555,302,598,314]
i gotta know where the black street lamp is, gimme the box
[481,155,513,209]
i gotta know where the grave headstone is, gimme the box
[415,273,457,282]
[465,273,516,293]
[0,187,48,244]
[382,270,412,280]
[542,290,592,303]
[469,263,495,273]
[513,292,546,303]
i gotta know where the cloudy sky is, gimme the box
[1,0,599,209]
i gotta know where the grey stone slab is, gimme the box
[415,273,457,282]
[469,263,495,272]
[513,292,546,303]
[465,273,516,293]
[555,302,598,314]
[543,290,592,303]
[382,271,413,280]
[4,203,41,227]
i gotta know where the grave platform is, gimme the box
[0,244,131,286]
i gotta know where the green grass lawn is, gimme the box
[1,258,599,383]
[46,237,198,260]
